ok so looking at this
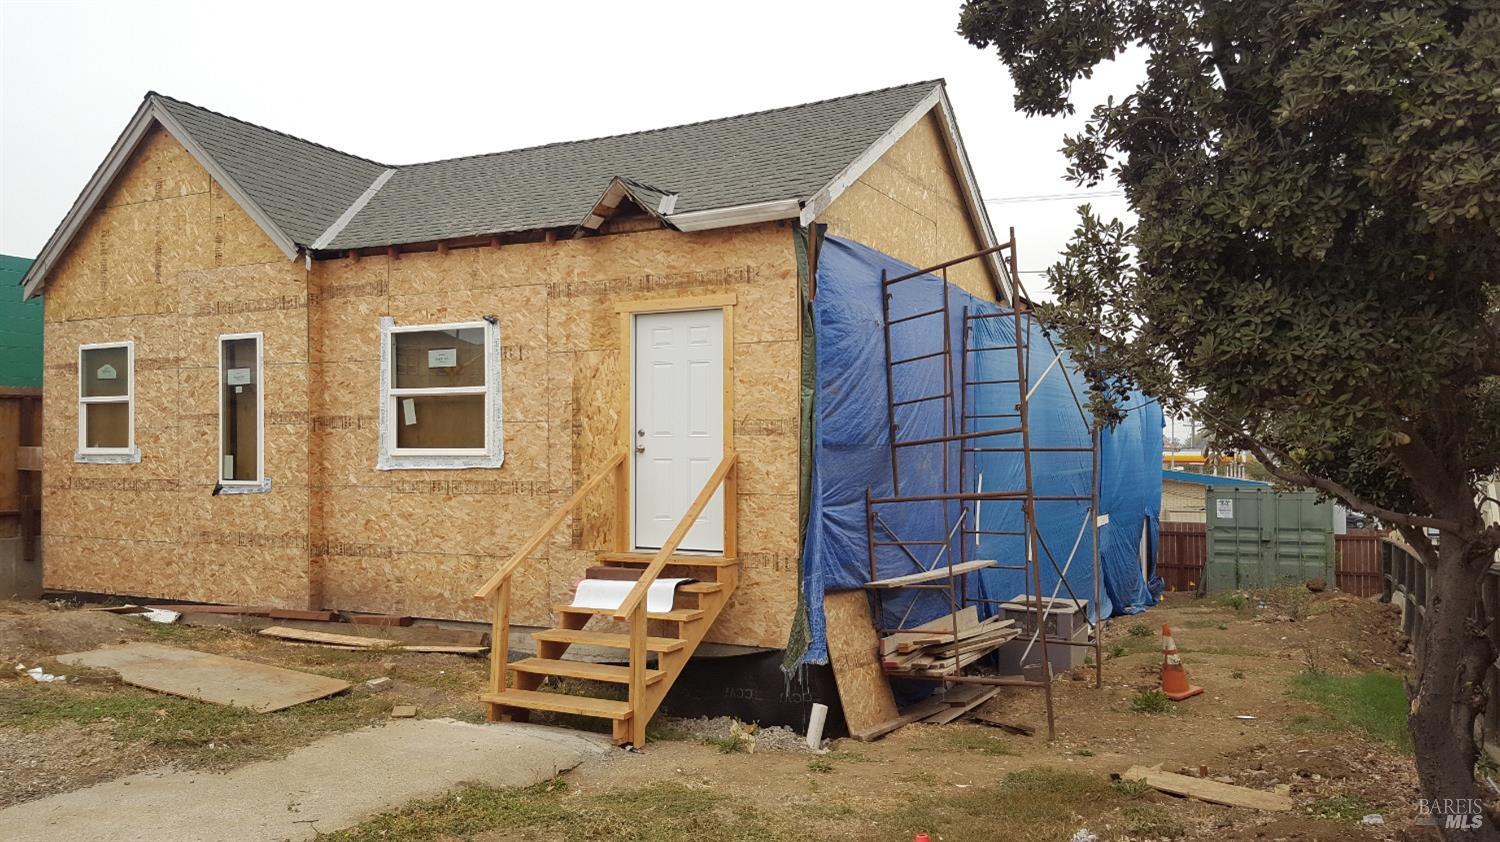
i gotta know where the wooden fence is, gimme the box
[1156,522,1386,596]
[1,388,42,598]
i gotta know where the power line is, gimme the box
[984,190,1124,204]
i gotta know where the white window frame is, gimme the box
[76,340,137,462]
[217,332,265,488]
[377,317,505,470]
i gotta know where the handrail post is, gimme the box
[486,582,511,721]
[614,453,629,553]
[724,460,738,559]
[627,604,648,746]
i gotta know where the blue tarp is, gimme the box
[798,236,1163,665]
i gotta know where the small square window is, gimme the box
[379,319,503,469]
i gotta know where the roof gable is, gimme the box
[154,96,390,246]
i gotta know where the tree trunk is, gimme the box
[1410,531,1499,840]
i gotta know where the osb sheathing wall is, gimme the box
[41,127,314,607]
[308,225,801,648]
[817,111,1001,302]
[42,108,986,652]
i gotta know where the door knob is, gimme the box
[636,444,646,453]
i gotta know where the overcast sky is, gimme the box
[0,0,1142,294]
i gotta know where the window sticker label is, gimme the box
[226,367,253,386]
[96,364,117,380]
[402,397,417,426]
[428,348,457,368]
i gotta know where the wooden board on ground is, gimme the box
[823,590,900,739]
[920,684,1002,725]
[850,696,953,741]
[259,626,399,648]
[258,626,486,655]
[55,642,350,713]
[1121,766,1293,812]
[180,613,489,646]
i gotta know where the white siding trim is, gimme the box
[666,199,801,232]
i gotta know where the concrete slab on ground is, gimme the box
[1,718,610,841]
[56,642,351,713]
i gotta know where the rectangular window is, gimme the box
[219,333,263,484]
[388,322,490,455]
[78,342,133,454]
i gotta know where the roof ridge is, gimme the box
[145,90,391,169]
[392,79,946,170]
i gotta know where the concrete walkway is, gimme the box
[2,718,610,841]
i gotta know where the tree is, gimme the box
[959,1,1500,833]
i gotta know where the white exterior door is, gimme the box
[633,309,725,552]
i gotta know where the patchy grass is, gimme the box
[705,733,748,754]
[1112,777,1153,797]
[0,679,409,769]
[1306,795,1376,823]
[1130,689,1175,715]
[1122,804,1187,839]
[1214,591,1251,611]
[319,779,776,842]
[878,768,1140,842]
[1291,671,1411,753]
[1128,623,1155,638]
[807,757,833,773]
[920,727,1015,757]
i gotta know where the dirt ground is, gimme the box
[0,590,1424,841]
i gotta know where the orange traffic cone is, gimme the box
[1160,624,1203,701]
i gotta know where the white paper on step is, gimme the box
[570,578,694,614]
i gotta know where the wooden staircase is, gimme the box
[473,450,738,746]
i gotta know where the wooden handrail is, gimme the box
[473,451,626,599]
[612,450,738,620]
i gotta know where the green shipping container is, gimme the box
[1205,487,1334,592]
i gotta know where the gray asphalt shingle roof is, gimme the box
[150,80,941,251]
[155,95,389,246]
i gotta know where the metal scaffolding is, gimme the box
[862,231,1103,739]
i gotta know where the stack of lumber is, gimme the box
[880,606,1018,675]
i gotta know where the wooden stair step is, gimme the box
[481,688,631,720]
[596,552,738,568]
[510,656,663,684]
[532,628,686,653]
[555,604,705,623]
[677,582,723,594]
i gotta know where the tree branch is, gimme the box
[1396,524,1440,567]
[1237,439,1464,533]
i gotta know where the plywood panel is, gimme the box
[57,642,349,713]
[823,590,900,736]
